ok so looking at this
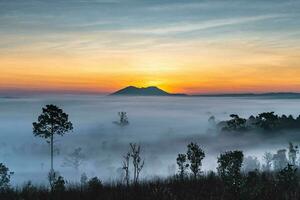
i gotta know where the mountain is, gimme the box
[111,86,300,99]
[194,92,300,99]
[111,86,186,96]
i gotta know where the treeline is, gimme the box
[216,112,300,132]
[1,142,300,200]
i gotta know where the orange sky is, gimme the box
[1,41,300,94]
[1,1,300,94]
[0,46,300,93]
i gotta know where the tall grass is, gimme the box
[1,170,299,200]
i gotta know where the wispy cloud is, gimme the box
[148,2,212,11]
[118,14,288,35]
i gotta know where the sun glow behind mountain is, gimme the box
[0,1,300,94]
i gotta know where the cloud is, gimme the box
[118,14,288,35]
[148,2,212,11]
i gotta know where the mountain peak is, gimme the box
[110,85,189,96]
[111,86,170,96]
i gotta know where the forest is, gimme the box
[217,112,300,133]
[1,105,300,200]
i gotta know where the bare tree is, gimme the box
[130,143,144,184]
[62,147,85,173]
[122,152,130,186]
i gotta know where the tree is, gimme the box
[114,112,129,126]
[87,177,103,194]
[208,116,216,127]
[288,142,298,166]
[53,176,66,193]
[33,104,73,172]
[122,152,130,186]
[0,163,13,190]
[48,170,61,190]
[223,114,247,131]
[130,143,144,184]
[262,152,273,171]
[273,149,288,171]
[176,154,189,179]
[277,164,298,199]
[243,156,260,172]
[80,173,88,186]
[217,150,243,194]
[62,147,85,173]
[186,142,205,179]
[256,112,279,130]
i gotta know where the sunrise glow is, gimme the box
[1,1,300,94]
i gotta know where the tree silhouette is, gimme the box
[217,150,243,195]
[176,154,189,179]
[114,112,129,126]
[87,177,103,196]
[0,163,13,189]
[217,111,300,133]
[256,112,279,130]
[122,152,130,186]
[223,114,247,131]
[186,142,205,179]
[130,143,144,184]
[33,104,73,172]
[80,173,88,187]
[277,164,298,199]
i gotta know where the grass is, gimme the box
[1,170,300,200]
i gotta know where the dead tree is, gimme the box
[130,143,144,184]
[122,152,130,186]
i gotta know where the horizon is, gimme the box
[2,85,300,96]
[1,0,300,94]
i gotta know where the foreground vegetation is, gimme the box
[1,143,300,200]
[0,169,300,200]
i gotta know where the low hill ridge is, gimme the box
[111,86,186,96]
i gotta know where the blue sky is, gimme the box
[1,0,299,49]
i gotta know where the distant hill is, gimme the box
[110,86,186,96]
[111,87,300,98]
[194,92,300,99]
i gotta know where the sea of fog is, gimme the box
[1,95,300,185]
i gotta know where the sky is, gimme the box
[0,0,300,94]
